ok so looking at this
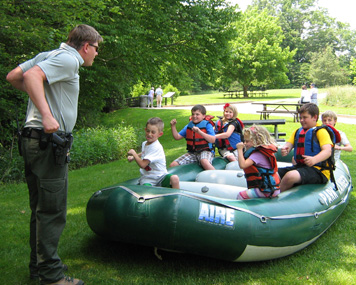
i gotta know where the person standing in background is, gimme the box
[300,85,310,103]
[6,24,102,285]
[310,83,318,105]
[155,85,163,108]
[148,87,155,108]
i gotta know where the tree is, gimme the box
[1,0,238,145]
[93,0,238,110]
[223,8,295,97]
[350,57,356,84]
[250,0,356,87]
[309,46,349,87]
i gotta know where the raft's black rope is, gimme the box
[115,185,353,223]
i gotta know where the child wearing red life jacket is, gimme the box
[170,104,216,170]
[215,103,244,162]
[321,110,353,161]
[236,125,281,200]
[278,103,336,192]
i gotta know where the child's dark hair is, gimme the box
[191,104,206,115]
[299,103,319,119]
[146,117,164,132]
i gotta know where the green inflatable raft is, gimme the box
[86,154,352,262]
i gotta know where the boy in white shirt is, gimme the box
[128,117,179,188]
[322,110,353,160]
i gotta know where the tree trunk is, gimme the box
[243,86,249,98]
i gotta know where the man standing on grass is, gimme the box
[6,24,102,285]
[155,85,163,108]
[310,83,318,105]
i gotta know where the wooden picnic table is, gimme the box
[252,102,303,122]
[223,90,244,98]
[242,119,286,142]
[248,91,268,97]
[223,90,268,98]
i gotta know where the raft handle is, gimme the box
[260,216,267,223]
[138,196,146,203]
[314,213,319,219]
[93,190,102,197]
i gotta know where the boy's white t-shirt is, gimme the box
[138,140,168,185]
[335,130,350,161]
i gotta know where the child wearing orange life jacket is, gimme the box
[170,104,216,170]
[215,103,244,162]
[236,125,280,200]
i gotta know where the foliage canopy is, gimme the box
[223,8,295,96]
[1,0,237,145]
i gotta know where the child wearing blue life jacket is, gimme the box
[236,125,280,200]
[170,104,216,170]
[278,103,336,192]
[215,103,244,162]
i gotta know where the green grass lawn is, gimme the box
[1,91,355,284]
[174,89,356,115]
[174,88,303,105]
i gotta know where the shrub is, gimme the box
[325,85,356,108]
[0,125,141,184]
[0,141,24,184]
[131,81,149,97]
[69,125,140,170]
[164,83,180,100]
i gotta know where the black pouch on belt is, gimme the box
[52,133,73,166]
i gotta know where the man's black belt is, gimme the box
[21,128,44,139]
[21,128,68,139]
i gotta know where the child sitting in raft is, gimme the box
[278,103,335,192]
[128,117,180,188]
[215,103,244,162]
[236,125,281,200]
[170,104,216,170]
[321,110,353,161]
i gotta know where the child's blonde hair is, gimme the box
[321,110,337,123]
[222,103,238,123]
[243,125,277,147]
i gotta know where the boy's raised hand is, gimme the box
[192,126,200,133]
[127,149,136,162]
[170,119,177,127]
